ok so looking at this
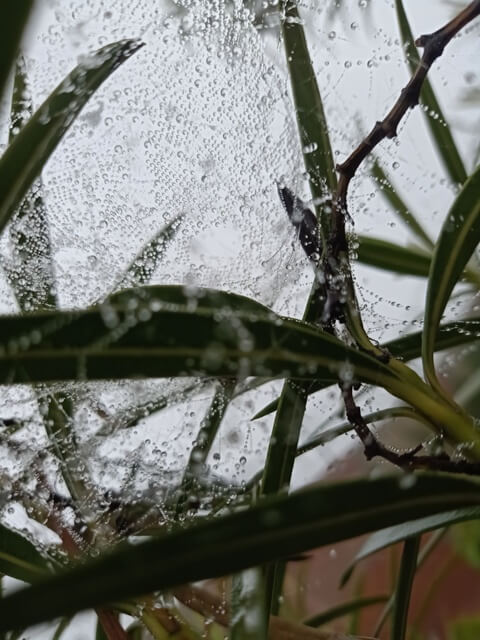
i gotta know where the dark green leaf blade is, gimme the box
[117,215,183,288]
[0,2,33,101]
[371,161,433,249]
[253,319,480,420]
[392,536,420,640]
[5,56,57,311]
[395,0,467,186]
[356,236,431,278]
[0,474,479,631]
[341,506,480,586]
[0,286,400,389]
[0,39,144,235]
[304,595,388,628]
[0,524,53,584]
[422,165,480,391]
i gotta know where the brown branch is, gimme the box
[342,385,480,476]
[332,0,480,256]
[313,0,480,350]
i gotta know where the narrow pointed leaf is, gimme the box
[392,536,420,640]
[176,379,236,515]
[395,0,467,185]
[0,286,400,389]
[0,39,144,235]
[281,1,337,211]
[422,165,480,391]
[117,214,183,288]
[356,236,431,277]
[304,596,388,628]
[0,524,53,584]
[0,2,33,100]
[341,506,480,586]
[0,474,480,631]
[6,56,57,311]
[253,319,480,420]
[371,161,433,249]
[52,617,73,640]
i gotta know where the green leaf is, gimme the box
[39,394,91,506]
[0,39,144,236]
[253,319,480,420]
[392,536,420,640]
[341,506,480,586]
[52,617,73,640]
[175,379,236,515]
[370,161,433,249]
[0,523,53,584]
[5,56,57,311]
[356,236,432,278]
[422,165,480,392]
[281,0,337,214]
[259,379,310,616]
[303,595,388,628]
[97,380,208,436]
[0,2,33,101]
[0,474,479,631]
[395,0,468,186]
[0,286,400,389]
[117,214,183,288]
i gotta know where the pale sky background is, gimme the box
[0,1,478,637]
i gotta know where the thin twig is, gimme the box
[342,385,480,475]
[325,0,480,340]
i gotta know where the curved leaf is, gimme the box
[356,236,431,278]
[0,474,480,631]
[253,319,480,420]
[0,286,399,389]
[392,536,420,640]
[341,506,480,586]
[0,39,144,235]
[371,161,433,249]
[0,523,53,584]
[281,0,337,209]
[423,165,480,391]
[117,215,183,288]
[395,0,467,185]
[0,2,33,100]
[5,56,57,311]
[304,596,388,628]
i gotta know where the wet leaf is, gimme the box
[0,523,53,584]
[392,536,420,640]
[0,474,479,631]
[341,506,480,586]
[253,319,480,420]
[370,161,433,249]
[0,2,33,100]
[356,236,432,278]
[0,285,400,390]
[0,39,144,236]
[422,164,480,392]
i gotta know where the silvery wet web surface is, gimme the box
[0,2,479,635]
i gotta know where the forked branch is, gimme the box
[331,0,480,253]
